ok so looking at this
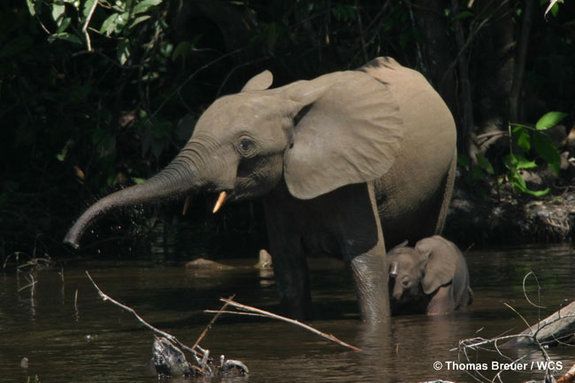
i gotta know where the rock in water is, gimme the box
[152,337,193,377]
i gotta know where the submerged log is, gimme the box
[152,337,249,379]
[507,300,575,347]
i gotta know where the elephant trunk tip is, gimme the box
[63,228,82,250]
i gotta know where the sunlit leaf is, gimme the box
[516,157,537,170]
[56,17,71,33]
[100,13,119,36]
[132,177,146,185]
[83,0,97,20]
[52,3,66,25]
[544,0,563,18]
[133,0,162,15]
[26,0,37,16]
[510,170,550,197]
[535,111,568,130]
[129,15,151,29]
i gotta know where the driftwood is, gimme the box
[85,271,248,378]
[557,364,575,383]
[454,273,575,383]
[509,300,575,347]
[205,298,362,352]
[85,270,360,380]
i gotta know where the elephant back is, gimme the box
[361,58,457,246]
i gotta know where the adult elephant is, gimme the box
[64,57,457,324]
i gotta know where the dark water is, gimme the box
[1,245,574,383]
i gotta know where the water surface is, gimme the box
[1,245,574,382]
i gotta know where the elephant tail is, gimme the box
[434,148,457,234]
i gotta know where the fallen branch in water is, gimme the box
[192,294,235,351]
[557,363,575,383]
[85,271,204,360]
[508,300,575,348]
[454,272,575,383]
[205,297,362,352]
[85,270,248,377]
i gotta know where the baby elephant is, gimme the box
[388,235,472,316]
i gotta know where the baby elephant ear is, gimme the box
[242,70,273,92]
[284,71,403,199]
[417,236,459,295]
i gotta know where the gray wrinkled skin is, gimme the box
[65,57,457,324]
[388,235,473,316]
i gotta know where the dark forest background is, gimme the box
[1,0,574,262]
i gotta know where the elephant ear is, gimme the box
[417,236,459,295]
[242,70,273,92]
[283,71,403,199]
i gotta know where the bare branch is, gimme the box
[192,294,236,350]
[85,270,206,361]
[219,298,362,352]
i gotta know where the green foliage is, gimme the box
[465,112,566,197]
[1,0,574,259]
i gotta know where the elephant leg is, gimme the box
[426,286,453,315]
[350,251,389,322]
[270,235,312,320]
[263,197,312,320]
[348,183,390,324]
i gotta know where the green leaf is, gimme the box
[476,153,494,175]
[172,41,191,61]
[512,125,531,151]
[545,0,563,18]
[48,32,83,45]
[129,15,151,28]
[117,39,130,65]
[452,10,473,22]
[52,3,66,25]
[133,0,162,15]
[100,13,119,36]
[56,139,74,161]
[83,0,97,20]
[535,111,568,130]
[532,133,561,174]
[56,16,71,33]
[132,177,146,185]
[510,170,550,197]
[516,157,537,170]
[457,154,470,168]
[26,0,37,16]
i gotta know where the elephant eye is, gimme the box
[237,137,257,157]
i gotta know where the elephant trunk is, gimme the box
[64,149,203,249]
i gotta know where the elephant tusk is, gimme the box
[182,196,191,216]
[389,261,399,277]
[212,191,227,213]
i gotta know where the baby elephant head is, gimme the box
[388,241,427,301]
[388,236,459,302]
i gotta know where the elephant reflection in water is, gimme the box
[388,235,473,316]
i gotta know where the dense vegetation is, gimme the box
[1,0,573,261]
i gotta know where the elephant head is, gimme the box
[64,60,404,248]
[388,236,460,302]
